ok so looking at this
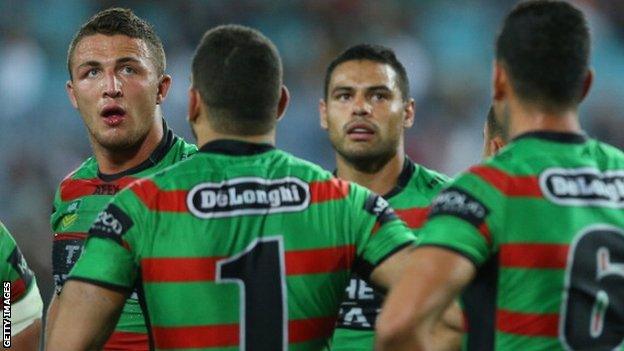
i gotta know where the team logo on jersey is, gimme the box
[429,187,489,227]
[89,204,133,242]
[540,167,624,208]
[187,177,310,219]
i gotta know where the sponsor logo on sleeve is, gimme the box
[363,194,398,225]
[7,248,33,288]
[540,168,624,208]
[89,204,134,241]
[187,177,310,219]
[429,187,489,227]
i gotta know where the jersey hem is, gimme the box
[66,276,133,294]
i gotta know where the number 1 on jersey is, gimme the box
[216,236,288,350]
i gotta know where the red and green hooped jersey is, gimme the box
[0,221,36,305]
[419,131,624,351]
[69,139,416,351]
[51,126,196,350]
[331,159,449,350]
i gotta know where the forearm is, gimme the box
[46,280,126,351]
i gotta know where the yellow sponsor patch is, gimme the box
[60,213,78,229]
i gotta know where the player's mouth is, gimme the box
[345,122,376,141]
[100,105,127,127]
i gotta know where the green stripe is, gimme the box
[498,268,564,313]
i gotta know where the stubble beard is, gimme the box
[334,138,398,174]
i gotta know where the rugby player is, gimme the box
[376,1,624,350]
[0,221,43,351]
[46,8,196,350]
[47,25,421,350]
[320,44,461,350]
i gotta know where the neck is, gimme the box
[92,119,164,175]
[336,149,405,196]
[507,100,582,140]
[196,128,276,148]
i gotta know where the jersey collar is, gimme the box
[383,157,415,199]
[512,131,587,144]
[199,139,275,156]
[332,157,416,199]
[97,119,177,182]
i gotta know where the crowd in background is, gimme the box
[0,0,622,308]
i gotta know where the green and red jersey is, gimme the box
[0,221,43,335]
[331,158,449,350]
[51,125,196,350]
[418,131,624,351]
[69,139,416,351]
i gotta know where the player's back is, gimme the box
[466,132,624,350]
[119,140,413,350]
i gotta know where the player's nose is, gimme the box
[102,71,122,99]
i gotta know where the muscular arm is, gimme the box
[375,246,476,351]
[371,246,468,351]
[46,280,128,351]
[44,293,59,343]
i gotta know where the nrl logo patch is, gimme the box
[539,167,624,208]
[187,177,310,219]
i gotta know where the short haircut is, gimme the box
[496,0,590,111]
[67,8,166,79]
[486,106,503,139]
[324,44,410,101]
[191,25,283,136]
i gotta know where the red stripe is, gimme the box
[10,278,26,303]
[151,316,336,348]
[309,178,350,203]
[60,177,139,202]
[152,324,239,348]
[54,232,87,241]
[142,257,224,282]
[131,179,188,212]
[103,331,148,351]
[142,246,354,282]
[478,222,493,245]
[500,243,569,269]
[285,245,355,275]
[289,316,337,342]
[469,166,541,197]
[497,309,559,337]
[394,207,429,228]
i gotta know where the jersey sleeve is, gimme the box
[348,184,417,280]
[417,170,504,267]
[68,186,146,291]
[0,222,43,334]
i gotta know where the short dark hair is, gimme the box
[67,8,166,79]
[324,44,410,101]
[496,0,590,111]
[486,106,503,139]
[191,25,283,136]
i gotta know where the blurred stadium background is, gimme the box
[0,0,622,311]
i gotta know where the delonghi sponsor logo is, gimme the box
[429,187,488,225]
[540,168,624,208]
[187,177,310,218]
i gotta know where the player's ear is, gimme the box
[276,85,289,122]
[580,69,593,102]
[319,99,328,130]
[187,86,201,124]
[403,98,415,129]
[66,80,78,109]
[493,60,508,102]
[490,136,505,155]
[156,74,172,105]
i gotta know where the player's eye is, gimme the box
[85,68,100,78]
[120,66,136,75]
[371,93,389,102]
[334,93,352,101]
